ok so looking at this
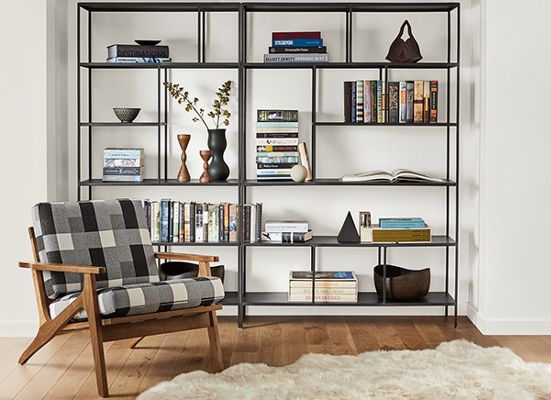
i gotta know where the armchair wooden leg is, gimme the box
[19,294,84,365]
[83,275,109,397]
[207,311,224,372]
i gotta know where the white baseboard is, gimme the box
[0,321,38,337]
[466,303,551,335]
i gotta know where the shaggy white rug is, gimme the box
[139,340,551,400]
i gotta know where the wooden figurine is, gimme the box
[177,134,191,183]
[200,150,213,183]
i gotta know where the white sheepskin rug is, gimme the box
[139,340,551,400]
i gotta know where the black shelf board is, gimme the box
[79,3,241,12]
[220,291,240,306]
[79,62,239,69]
[315,121,458,127]
[79,179,240,186]
[246,179,456,187]
[80,122,166,127]
[244,3,458,12]
[153,241,240,247]
[244,62,457,70]
[242,292,455,306]
[244,235,456,248]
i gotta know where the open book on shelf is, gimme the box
[340,169,446,183]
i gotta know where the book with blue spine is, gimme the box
[351,83,357,123]
[272,38,323,47]
[103,148,143,159]
[160,199,171,243]
[379,217,427,229]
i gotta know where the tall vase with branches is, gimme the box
[165,80,232,182]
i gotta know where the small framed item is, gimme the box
[359,211,372,242]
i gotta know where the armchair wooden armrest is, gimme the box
[154,252,219,277]
[19,261,106,275]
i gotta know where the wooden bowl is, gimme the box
[373,264,430,300]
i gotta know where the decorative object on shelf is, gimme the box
[337,212,360,243]
[135,39,162,46]
[290,164,308,182]
[113,107,141,123]
[159,261,225,283]
[373,264,430,300]
[298,142,313,181]
[199,149,213,183]
[103,148,144,182]
[165,80,233,182]
[385,20,423,63]
[176,134,191,183]
[359,211,372,242]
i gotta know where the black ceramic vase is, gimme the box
[207,129,230,182]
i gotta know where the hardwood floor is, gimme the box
[1,316,550,399]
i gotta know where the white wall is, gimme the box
[469,0,551,335]
[1,0,483,336]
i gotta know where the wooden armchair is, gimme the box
[19,200,225,397]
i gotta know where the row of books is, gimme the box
[288,271,358,302]
[256,109,300,182]
[107,43,170,63]
[359,216,431,243]
[344,80,438,124]
[261,220,312,243]
[264,31,329,63]
[103,148,144,182]
[143,200,263,243]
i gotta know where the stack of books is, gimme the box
[143,200,262,244]
[288,271,358,302]
[107,43,171,63]
[344,80,438,124]
[256,110,300,182]
[102,148,144,182]
[264,31,328,63]
[261,220,312,243]
[362,217,431,243]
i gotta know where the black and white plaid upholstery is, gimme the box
[49,277,225,320]
[32,199,160,299]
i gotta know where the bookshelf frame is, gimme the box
[76,2,460,328]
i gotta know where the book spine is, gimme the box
[103,158,143,167]
[257,145,298,152]
[172,201,179,243]
[430,80,438,123]
[263,54,328,63]
[257,163,297,169]
[250,205,256,243]
[272,38,323,47]
[257,109,299,122]
[376,81,383,123]
[406,81,414,123]
[106,57,171,63]
[356,81,364,123]
[265,223,309,232]
[203,203,209,243]
[289,281,358,288]
[244,205,251,243]
[184,203,190,242]
[268,46,326,53]
[143,200,151,233]
[413,80,424,123]
[399,81,407,123]
[363,80,372,123]
[289,288,358,295]
[101,175,143,182]
[195,204,203,243]
[288,294,357,302]
[388,82,399,123]
[371,228,431,242]
[382,80,387,123]
[423,80,431,123]
[262,231,309,242]
[256,121,299,128]
[224,203,230,242]
[351,83,357,123]
[179,202,185,243]
[152,202,160,242]
[256,138,299,146]
[102,167,143,175]
[190,202,196,242]
[218,204,224,242]
[160,199,170,243]
[108,44,169,59]
[255,203,262,242]
[103,149,143,158]
[257,155,299,161]
[272,31,321,39]
[344,82,352,123]
[256,132,299,138]
[229,204,238,242]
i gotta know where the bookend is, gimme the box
[337,212,361,243]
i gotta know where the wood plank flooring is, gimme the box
[0,316,550,399]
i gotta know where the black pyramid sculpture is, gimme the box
[337,211,360,243]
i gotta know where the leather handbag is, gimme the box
[385,20,423,63]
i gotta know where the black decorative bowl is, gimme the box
[373,264,430,300]
[113,107,141,123]
[159,261,225,283]
[135,40,161,46]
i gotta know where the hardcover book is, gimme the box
[388,81,399,123]
[344,81,353,123]
[269,46,326,54]
[261,230,313,243]
[423,80,431,123]
[290,271,357,280]
[263,53,329,63]
[356,81,364,123]
[272,32,321,39]
[363,80,372,123]
[413,80,424,123]
[107,44,169,59]
[272,38,323,47]
[106,57,171,63]
[430,80,438,123]
[406,81,414,123]
[399,81,407,123]
[257,109,298,122]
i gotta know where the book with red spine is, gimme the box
[272,31,321,39]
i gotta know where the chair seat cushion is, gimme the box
[49,276,224,321]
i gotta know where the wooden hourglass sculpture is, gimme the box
[176,134,191,183]
[199,150,213,183]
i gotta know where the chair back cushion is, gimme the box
[32,199,159,299]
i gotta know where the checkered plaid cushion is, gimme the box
[48,277,224,321]
[32,199,159,299]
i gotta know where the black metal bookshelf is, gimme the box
[77,2,460,328]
